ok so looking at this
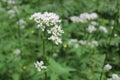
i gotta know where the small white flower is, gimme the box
[13,49,21,55]
[88,40,98,47]
[104,64,112,71]
[79,40,87,45]
[91,21,98,26]
[87,25,96,33]
[91,40,98,47]
[53,53,58,57]
[48,35,62,45]
[68,39,78,45]
[112,74,120,80]
[2,0,15,5]
[89,13,98,19]
[70,12,98,23]
[99,26,108,33]
[47,25,64,36]
[70,16,81,23]
[34,61,47,71]
[7,6,18,18]
[17,19,26,29]
[74,43,79,48]
[107,78,112,80]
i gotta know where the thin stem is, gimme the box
[42,31,47,80]
[43,38,45,57]
[51,42,54,53]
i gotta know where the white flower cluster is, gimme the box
[99,26,108,33]
[107,74,120,80]
[79,40,99,47]
[86,25,96,33]
[88,40,99,47]
[68,39,79,48]
[13,49,21,55]
[2,0,15,5]
[86,21,98,33]
[68,39,99,48]
[70,12,98,23]
[30,12,64,45]
[70,13,108,34]
[104,64,112,71]
[17,19,27,29]
[34,61,47,71]
[7,6,18,18]
[104,64,120,80]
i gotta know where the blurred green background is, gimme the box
[0,0,120,80]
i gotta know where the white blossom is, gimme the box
[13,49,21,55]
[99,26,108,33]
[47,25,64,36]
[70,12,98,23]
[17,19,26,29]
[90,21,98,26]
[48,35,62,45]
[112,74,120,80]
[74,43,79,48]
[104,64,112,71]
[91,40,98,47]
[79,40,87,45]
[7,6,18,18]
[68,39,78,45]
[88,40,98,47]
[30,12,63,45]
[89,13,98,19]
[30,12,61,27]
[70,16,81,23]
[2,0,15,5]
[107,78,112,80]
[86,25,96,33]
[34,61,47,71]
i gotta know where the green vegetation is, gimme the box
[0,0,120,80]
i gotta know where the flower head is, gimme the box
[86,25,96,33]
[99,26,108,33]
[34,61,47,71]
[30,12,64,45]
[112,74,120,80]
[104,64,112,71]
[13,49,21,55]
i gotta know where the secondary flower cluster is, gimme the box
[70,13,108,34]
[34,61,47,71]
[68,39,99,48]
[30,12,64,45]
[70,12,98,23]
[104,64,112,72]
[16,19,27,29]
[104,64,120,80]
[2,0,15,5]
[107,74,120,80]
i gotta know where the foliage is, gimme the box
[0,0,120,80]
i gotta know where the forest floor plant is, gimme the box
[30,12,64,80]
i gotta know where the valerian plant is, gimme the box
[30,12,64,80]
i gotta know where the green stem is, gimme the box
[43,38,46,58]
[42,32,47,80]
